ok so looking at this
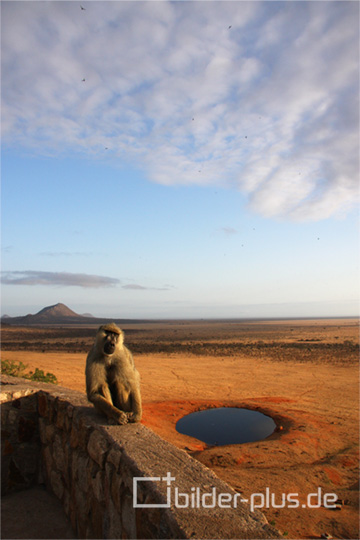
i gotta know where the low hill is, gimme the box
[35,303,81,320]
[1,303,91,326]
[1,303,148,326]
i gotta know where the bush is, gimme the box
[0,358,28,377]
[28,368,58,384]
[0,358,58,384]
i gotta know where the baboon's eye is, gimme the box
[105,331,118,339]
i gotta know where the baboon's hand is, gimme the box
[127,412,141,423]
[116,411,129,425]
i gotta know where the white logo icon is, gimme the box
[133,472,175,508]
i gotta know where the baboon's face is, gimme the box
[103,330,119,355]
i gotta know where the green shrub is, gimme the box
[0,358,28,377]
[1,358,58,384]
[28,368,58,384]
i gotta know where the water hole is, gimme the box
[176,407,276,446]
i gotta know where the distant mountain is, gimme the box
[1,303,146,326]
[35,303,80,319]
[1,303,93,326]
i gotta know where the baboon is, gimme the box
[85,323,142,424]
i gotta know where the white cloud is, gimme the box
[2,1,359,221]
[122,284,171,291]
[1,271,120,288]
[1,271,172,292]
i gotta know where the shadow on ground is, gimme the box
[1,485,75,539]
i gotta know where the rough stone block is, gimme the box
[18,415,37,443]
[110,471,124,511]
[17,394,38,412]
[8,458,27,489]
[42,445,54,481]
[2,438,14,459]
[92,469,105,503]
[87,430,109,468]
[50,469,64,500]
[72,450,90,493]
[46,395,56,422]
[53,433,66,471]
[78,415,94,450]
[69,422,79,449]
[121,490,136,539]
[55,408,66,430]
[63,441,72,486]
[37,392,48,417]
[76,515,87,540]
[104,498,122,540]
[13,443,39,476]
[63,487,70,517]
[90,495,105,539]
[69,504,78,537]
[11,398,21,409]
[74,484,91,516]
[45,423,55,443]
[136,507,162,539]
[38,418,47,444]
[12,391,28,401]
[1,404,9,424]
[8,409,18,424]
[67,404,74,418]
[107,446,122,471]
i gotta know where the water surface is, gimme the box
[176,407,276,445]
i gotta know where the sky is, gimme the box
[1,0,359,319]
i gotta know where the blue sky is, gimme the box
[1,0,359,319]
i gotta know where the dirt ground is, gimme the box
[1,485,76,539]
[1,318,359,539]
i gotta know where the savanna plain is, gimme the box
[1,318,359,540]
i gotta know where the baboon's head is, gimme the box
[96,323,124,355]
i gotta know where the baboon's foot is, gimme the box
[115,411,129,425]
[127,412,142,423]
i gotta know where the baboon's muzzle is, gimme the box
[104,341,116,355]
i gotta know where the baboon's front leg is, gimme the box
[89,388,128,425]
[111,381,141,423]
[127,387,142,423]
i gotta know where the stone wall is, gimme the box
[1,375,281,539]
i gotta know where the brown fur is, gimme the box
[85,323,142,424]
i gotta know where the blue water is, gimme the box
[176,407,276,446]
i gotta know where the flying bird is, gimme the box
[82,78,86,82]
[80,5,86,10]
[228,25,232,29]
